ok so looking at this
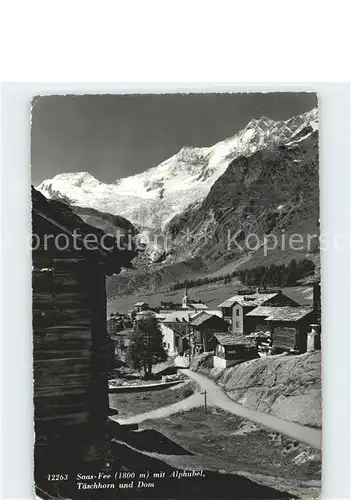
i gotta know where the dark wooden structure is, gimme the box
[32,188,135,461]
[246,306,316,353]
[191,313,229,352]
[212,333,258,368]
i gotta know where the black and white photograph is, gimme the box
[31,92,321,499]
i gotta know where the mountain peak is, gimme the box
[245,116,275,130]
[51,171,99,185]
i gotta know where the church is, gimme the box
[181,285,208,311]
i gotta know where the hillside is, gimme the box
[191,351,321,428]
[71,205,137,236]
[166,124,319,270]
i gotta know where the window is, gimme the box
[236,321,240,328]
[236,309,240,316]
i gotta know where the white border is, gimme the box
[1,83,350,499]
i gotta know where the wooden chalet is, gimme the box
[161,310,193,355]
[190,312,229,353]
[32,187,135,465]
[212,333,258,369]
[246,305,316,353]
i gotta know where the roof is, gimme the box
[246,331,270,339]
[155,312,174,320]
[297,275,321,286]
[205,310,223,318]
[246,306,314,321]
[135,310,155,318]
[134,301,148,307]
[265,306,314,322]
[189,303,208,310]
[110,328,134,340]
[218,292,279,309]
[246,306,280,318]
[214,333,253,346]
[191,312,227,327]
[162,311,195,323]
[32,187,136,274]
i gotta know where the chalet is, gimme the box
[107,315,132,336]
[161,310,194,355]
[213,333,258,369]
[32,188,135,470]
[135,309,155,321]
[133,301,149,313]
[218,289,299,335]
[110,327,134,360]
[190,312,229,353]
[246,305,316,353]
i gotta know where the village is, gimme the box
[107,282,321,374]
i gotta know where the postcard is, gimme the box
[32,92,321,499]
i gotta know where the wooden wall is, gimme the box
[33,253,110,449]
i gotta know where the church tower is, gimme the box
[182,284,190,309]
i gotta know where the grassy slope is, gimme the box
[109,380,197,417]
[142,407,321,498]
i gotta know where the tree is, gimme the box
[126,313,167,379]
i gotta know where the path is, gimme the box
[110,391,203,425]
[182,369,322,449]
[111,369,321,449]
[109,379,181,393]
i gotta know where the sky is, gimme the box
[31,93,317,185]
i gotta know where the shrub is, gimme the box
[183,388,194,399]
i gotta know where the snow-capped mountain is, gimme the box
[36,108,318,229]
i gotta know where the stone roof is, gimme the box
[266,306,314,321]
[191,312,227,327]
[247,306,314,322]
[110,328,134,340]
[245,306,280,317]
[214,333,252,346]
[162,311,195,323]
[189,303,208,310]
[218,292,279,309]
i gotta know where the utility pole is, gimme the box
[201,390,207,414]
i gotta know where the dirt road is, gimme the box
[111,391,203,425]
[182,369,322,449]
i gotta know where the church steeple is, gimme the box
[182,284,189,309]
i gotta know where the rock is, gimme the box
[193,351,321,428]
[292,450,319,465]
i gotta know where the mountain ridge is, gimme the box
[36,108,318,229]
